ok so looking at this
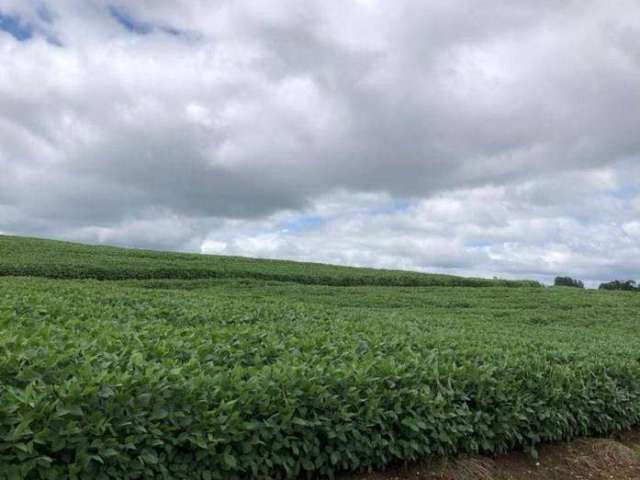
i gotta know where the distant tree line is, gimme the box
[598,280,638,291]
[554,276,639,291]
[554,276,584,288]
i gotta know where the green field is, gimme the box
[1,235,639,479]
[0,236,539,287]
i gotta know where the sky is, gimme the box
[0,1,639,286]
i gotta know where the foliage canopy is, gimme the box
[0,236,639,479]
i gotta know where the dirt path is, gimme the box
[342,432,640,480]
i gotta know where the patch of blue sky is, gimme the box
[108,5,191,39]
[36,4,53,24]
[108,5,153,35]
[464,239,493,248]
[161,25,185,37]
[282,215,323,233]
[0,7,62,46]
[364,199,411,216]
[0,11,33,41]
[611,184,640,201]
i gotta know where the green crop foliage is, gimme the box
[1,236,639,479]
[0,235,539,287]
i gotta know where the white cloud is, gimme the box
[200,164,640,285]
[623,222,640,240]
[0,1,639,284]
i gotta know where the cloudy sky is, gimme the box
[1,1,639,285]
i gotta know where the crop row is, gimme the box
[1,278,639,479]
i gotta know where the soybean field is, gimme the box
[1,235,639,479]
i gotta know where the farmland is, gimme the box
[1,235,640,479]
[0,236,539,287]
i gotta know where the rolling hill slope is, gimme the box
[0,235,540,287]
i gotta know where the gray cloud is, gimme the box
[0,0,639,283]
[200,161,640,285]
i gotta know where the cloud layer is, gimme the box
[1,1,639,284]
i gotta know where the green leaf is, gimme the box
[223,453,237,469]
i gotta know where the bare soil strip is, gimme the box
[343,431,640,480]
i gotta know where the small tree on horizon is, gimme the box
[554,276,584,288]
